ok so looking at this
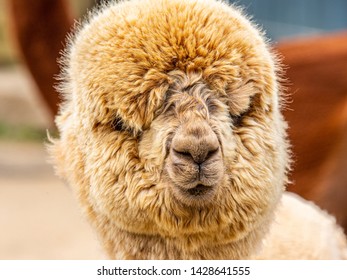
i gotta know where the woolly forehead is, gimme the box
[65,0,278,132]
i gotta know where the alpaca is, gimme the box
[49,0,347,259]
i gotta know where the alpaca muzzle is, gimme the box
[166,119,224,205]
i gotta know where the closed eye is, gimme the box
[230,111,246,127]
[111,116,125,132]
[111,116,141,138]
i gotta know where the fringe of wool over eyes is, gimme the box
[49,0,347,259]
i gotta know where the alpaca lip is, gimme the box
[187,184,211,196]
[176,183,216,201]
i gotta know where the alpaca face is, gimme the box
[162,75,224,206]
[52,0,290,253]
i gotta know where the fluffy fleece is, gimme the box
[50,0,347,259]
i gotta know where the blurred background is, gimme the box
[238,0,347,40]
[0,0,346,259]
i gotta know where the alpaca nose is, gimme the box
[171,122,220,165]
[172,141,219,165]
[167,120,223,205]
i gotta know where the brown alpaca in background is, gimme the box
[277,33,347,230]
[9,0,73,120]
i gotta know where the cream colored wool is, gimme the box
[49,0,347,259]
[256,192,347,259]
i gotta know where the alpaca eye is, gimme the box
[111,116,125,131]
[230,113,244,127]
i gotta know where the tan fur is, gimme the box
[49,0,347,259]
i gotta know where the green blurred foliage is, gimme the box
[0,121,48,142]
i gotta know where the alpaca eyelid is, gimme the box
[111,116,142,138]
[230,113,243,127]
[230,110,248,127]
[111,116,125,131]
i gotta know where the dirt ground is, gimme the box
[0,66,105,259]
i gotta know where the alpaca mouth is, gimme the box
[173,183,217,206]
[187,184,211,196]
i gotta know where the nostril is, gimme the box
[172,146,219,164]
[171,125,220,165]
[206,148,219,161]
[173,149,192,159]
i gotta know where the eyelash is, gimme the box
[111,116,142,138]
[111,116,126,132]
[230,111,246,127]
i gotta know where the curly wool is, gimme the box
[50,0,347,259]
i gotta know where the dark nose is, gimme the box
[171,121,220,165]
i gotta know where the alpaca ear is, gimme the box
[226,79,256,116]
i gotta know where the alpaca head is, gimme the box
[51,0,290,257]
